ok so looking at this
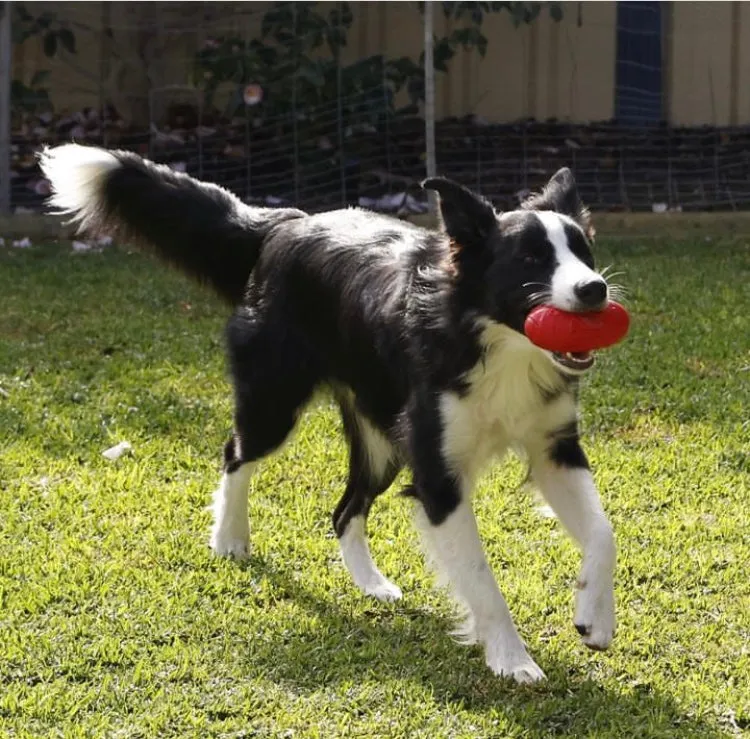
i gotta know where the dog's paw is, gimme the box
[364,578,403,602]
[210,527,250,560]
[507,660,547,685]
[574,581,615,650]
[344,551,403,602]
[485,636,546,684]
[486,651,546,684]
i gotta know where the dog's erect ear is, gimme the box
[521,167,581,215]
[422,177,497,247]
[521,168,594,240]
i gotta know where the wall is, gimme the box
[668,2,732,126]
[341,1,617,122]
[9,1,750,127]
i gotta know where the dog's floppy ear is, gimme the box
[422,177,497,247]
[521,168,594,240]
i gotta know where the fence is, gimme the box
[5,1,750,219]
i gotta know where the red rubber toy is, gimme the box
[524,301,630,353]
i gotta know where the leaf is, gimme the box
[297,61,325,88]
[13,5,32,22]
[253,41,278,68]
[43,31,57,57]
[30,69,51,87]
[58,28,76,54]
[10,80,27,99]
[407,75,425,104]
[329,4,353,29]
[477,33,488,57]
[433,39,455,72]
[12,26,32,45]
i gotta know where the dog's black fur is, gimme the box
[54,152,592,530]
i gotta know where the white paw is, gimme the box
[363,578,403,602]
[210,526,250,559]
[486,650,547,684]
[574,581,616,650]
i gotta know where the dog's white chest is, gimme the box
[439,324,573,482]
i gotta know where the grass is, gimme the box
[1,233,748,738]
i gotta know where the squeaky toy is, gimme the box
[524,301,630,356]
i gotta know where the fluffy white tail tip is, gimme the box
[38,144,120,221]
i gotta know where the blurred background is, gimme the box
[2,1,749,217]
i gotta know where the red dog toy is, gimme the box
[524,301,630,354]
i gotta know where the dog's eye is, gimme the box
[524,254,542,266]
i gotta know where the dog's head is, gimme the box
[423,169,610,374]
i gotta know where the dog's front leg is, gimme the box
[530,436,616,650]
[409,399,545,684]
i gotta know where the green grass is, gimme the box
[1,236,748,738]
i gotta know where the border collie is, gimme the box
[40,144,618,683]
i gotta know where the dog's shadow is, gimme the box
[226,554,726,738]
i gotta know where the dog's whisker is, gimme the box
[527,300,546,310]
[607,282,630,296]
[598,265,625,280]
[526,291,552,309]
[608,285,630,304]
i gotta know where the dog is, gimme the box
[40,144,618,683]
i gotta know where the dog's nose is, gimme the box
[574,280,608,309]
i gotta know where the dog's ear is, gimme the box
[521,168,594,240]
[422,177,497,247]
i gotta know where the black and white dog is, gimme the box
[40,144,618,683]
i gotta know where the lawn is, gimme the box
[1,232,748,738]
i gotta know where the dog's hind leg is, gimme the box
[333,397,402,601]
[210,315,319,559]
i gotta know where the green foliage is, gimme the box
[10,4,77,118]
[0,233,748,736]
[438,1,564,26]
[194,0,564,121]
[10,72,51,116]
[195,3,415,123]
[261,1,353,56]
[11,4,77,56]
[427,1,565,73]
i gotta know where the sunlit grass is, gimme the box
[1,236,748,737]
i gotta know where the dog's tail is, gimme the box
[39,144,306,304]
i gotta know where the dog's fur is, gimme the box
[40,144,618,683]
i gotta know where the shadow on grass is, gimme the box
[226,555,725,739]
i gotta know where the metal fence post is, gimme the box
[336,2,345,208]
[292,1,300,207]
[0,1,12,216]
[423,0,437,217]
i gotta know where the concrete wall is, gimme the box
[9,1,750,126]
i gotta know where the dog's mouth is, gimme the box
[551,350,595,372]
